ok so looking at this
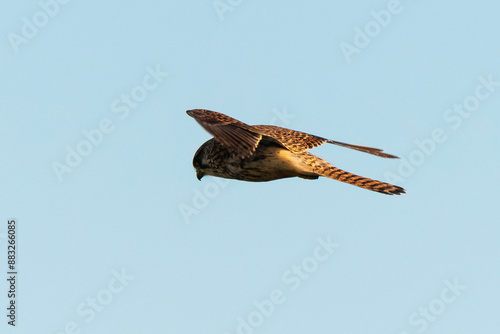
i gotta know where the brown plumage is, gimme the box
[187,109,405,195]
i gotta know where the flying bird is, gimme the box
[187,109,405,195]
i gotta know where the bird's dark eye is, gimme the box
[193,150,203,168]
[192,157,200,168]
[193,139,212,169]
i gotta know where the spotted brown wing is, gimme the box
[253,125,399,158]
[188,109,399,159]
[251,125,330,152]
[186,109,262,157]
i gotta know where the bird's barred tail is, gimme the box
[303,153,405,195]
[321,166,405,195]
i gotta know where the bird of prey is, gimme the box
[187,109,405,195]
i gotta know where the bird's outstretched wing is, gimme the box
[252,125,399,158]
[187,109,399,159]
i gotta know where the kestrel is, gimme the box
[187,109,405,195]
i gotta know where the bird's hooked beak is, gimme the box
[196,169,205,181]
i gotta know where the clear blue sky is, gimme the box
[1,1,499,333]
